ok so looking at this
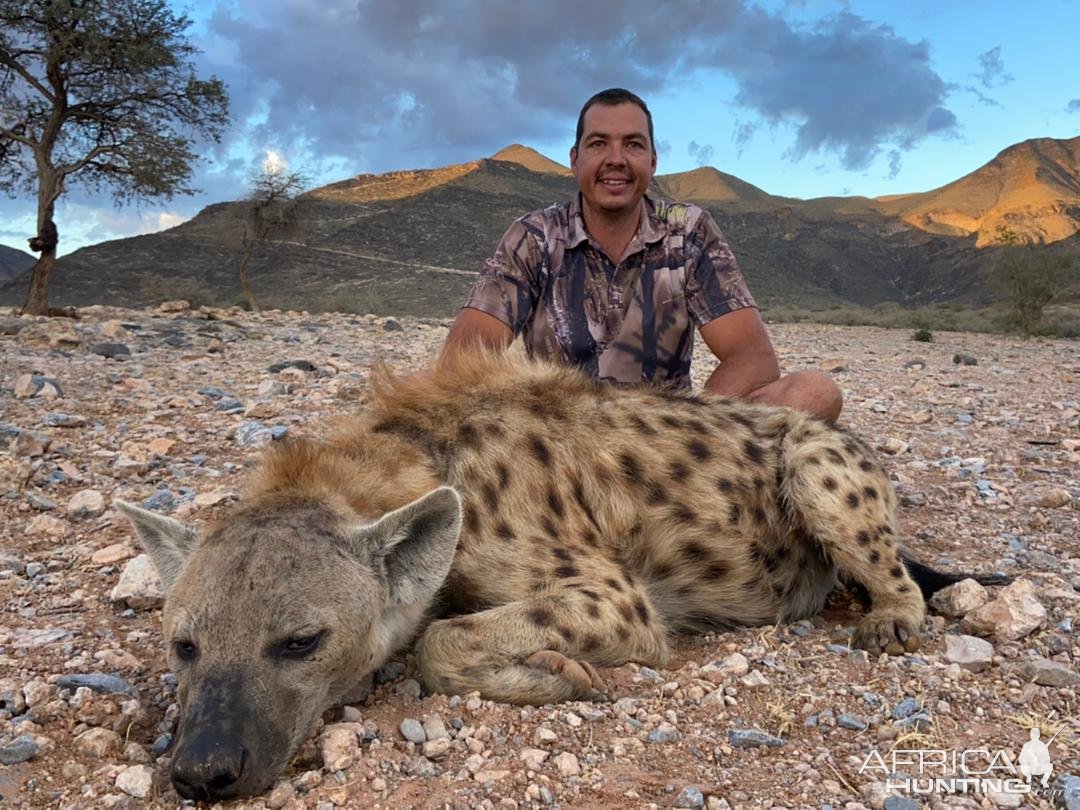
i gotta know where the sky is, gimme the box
[2,0,1079,257]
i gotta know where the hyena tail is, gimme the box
[901,555,1012,600]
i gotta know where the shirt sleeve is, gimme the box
[461,217,544,337]
[683,209,757,326]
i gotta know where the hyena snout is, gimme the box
[170,733,250,802]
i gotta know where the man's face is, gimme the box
[571,102,657,219]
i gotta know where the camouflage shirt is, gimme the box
[463,193,756,389]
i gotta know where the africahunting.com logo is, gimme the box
[858,726,1069,798]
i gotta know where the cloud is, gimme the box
[974,46,1013,89]
[194,1,958,176]
[687,141,716,167]
[655,140,672,158]
[965,86,1002,108]
[887,149,902,179]
[732,121,757,155]
[1068,99,1080,113]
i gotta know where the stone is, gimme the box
[383,318,403,331]
[266,781,296,809]
[91,342,132,359]
[268,359,316,373]
[943,634,994,672]
[891,697,920,720]
[674,786,706,809]
[13,373,43,398]
[727,729,784,748]
[0,735,38,764]
[234,420,286,448]
[91,543,135,565]
[820,358,848,373]
[953,353,977,365]
[13,430,50,457]
[552,751,580,777]
[27,492,57,510]
[1018,656,1080,687]
[0,678,28,715]
[67,489,106,520]
[26,514,65,536]
[1031,488,1073,509]
[929,578,989,618]
[1052,775,1080,810]
[740,670,770,688]
[42,412,86,428]
[701,653,749,680]
[320,726,359,772]
[146,437,175,455]
[56,674,136,697]
[422,738,451,759]
[422,712,451,741]
[0,550,26,575]
[158,299,190,312]
[882,798,919,810]
[837,713,868,731]
[109,555,165,610]
[400,718,427,743]
[879,438,909,455]
[74,727,122,758]
[962,579,1046,640]
[519,748,549,769]
[115,764,155,798]
[647,722,680,743]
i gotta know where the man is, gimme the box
[443,88,842,422]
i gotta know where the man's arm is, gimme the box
[699,308,780,397]
[441,307,514,359]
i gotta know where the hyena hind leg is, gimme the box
[781,433,926,656]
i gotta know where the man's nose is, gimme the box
[604,144,628,166]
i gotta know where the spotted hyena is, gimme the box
[118,351,1001,800]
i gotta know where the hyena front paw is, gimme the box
[524,650,608,701]
[853,610,923,656]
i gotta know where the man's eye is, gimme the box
[174,640,198,662]
[277,631,325,660]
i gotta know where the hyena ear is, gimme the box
[350,487,462,606]
[114,500,199,592]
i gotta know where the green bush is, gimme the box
[912,328,934,342]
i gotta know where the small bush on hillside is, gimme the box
[912,328,934,342]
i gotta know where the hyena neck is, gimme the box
[249,429,446,520]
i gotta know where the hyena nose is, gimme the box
[171,745,248,801]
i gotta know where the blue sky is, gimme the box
[2,0,1079,256]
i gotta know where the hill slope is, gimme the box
[0,245,35,283]
[876,136,1080,246]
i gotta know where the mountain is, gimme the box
[2,139,1078,316]
[875,136,1080,247]
[0,244,35,282]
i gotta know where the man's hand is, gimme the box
[441,307,514,360]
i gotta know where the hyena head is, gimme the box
[116,487,461,801]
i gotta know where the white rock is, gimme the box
[929,578,989,618]
[109,555,164,610]
[943,634,994,673]
[74,727,122,758]
[740,670,770,688]
[422,712,451,741]
[115,764,155,798]
[320,726,359,772]
[67,489,106,520]
[519,748,550,769]
[552,751,580,777]
[961,578,1046,640]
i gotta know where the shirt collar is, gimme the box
[567,193,666,251]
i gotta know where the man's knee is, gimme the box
[784,370,843,423]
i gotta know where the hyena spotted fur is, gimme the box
[118,350,1001,800]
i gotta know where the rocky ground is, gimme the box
[0,303,1077,810]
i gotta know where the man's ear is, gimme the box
[569,146,578,171]
[348,487,462,606]
[114,500,199,592]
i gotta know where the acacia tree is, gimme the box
[238,158,307,313]
[0,0,229,314]
[990,226,1073,336]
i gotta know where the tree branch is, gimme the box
[0,49,56,103]
[0,123,37,148]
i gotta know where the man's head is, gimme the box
[570,88,657,220]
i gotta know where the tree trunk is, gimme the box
[23,171,62,316]
[238,240,261,314]
[22,252,57,315]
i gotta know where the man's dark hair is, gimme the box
[574,88,655,153]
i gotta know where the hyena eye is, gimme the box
[174,640,198,661]
[277,631,326,660]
